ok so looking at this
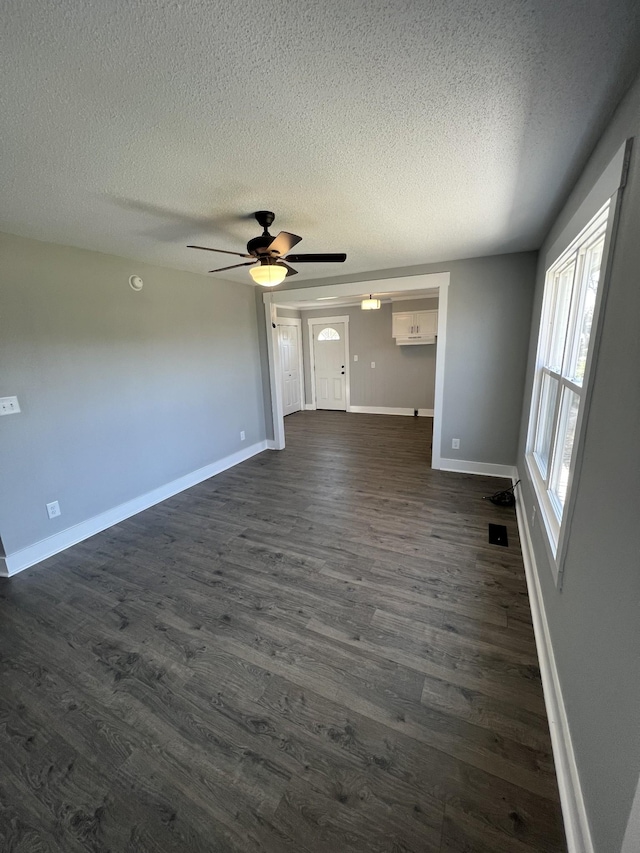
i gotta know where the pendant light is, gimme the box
[361,294,381,310]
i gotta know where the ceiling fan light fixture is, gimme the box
[249,261,288,287]
[361,295,381,310]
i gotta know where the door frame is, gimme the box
[263,271,450,465]
[277,317,305,416]
[306,315,351,412]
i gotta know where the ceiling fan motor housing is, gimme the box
[247,234,277,257]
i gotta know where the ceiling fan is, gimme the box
[188,210,347,286]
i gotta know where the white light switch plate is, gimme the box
[0,396,20,416]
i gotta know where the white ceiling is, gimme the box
[280,288,439,310]
[2,1,640,283]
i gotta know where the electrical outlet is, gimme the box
[452,438,460,449]
[240,430,246,441]
[353,355,358,362]
[371,361,376,368]
[0,396,21,416]
[46,501,61,519]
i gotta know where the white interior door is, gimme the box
[313,323,346,410]
[278,324,302,416]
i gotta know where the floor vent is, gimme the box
[488,523,509,547]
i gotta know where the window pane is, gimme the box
[317,327,340,341]
[526,200,611,560]
[547,261,575,372]
[549,388,580,515]
[566,236,604,385]
[534,373,559,479]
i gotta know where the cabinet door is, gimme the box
[392,312,414,337]
[415,310,438,337]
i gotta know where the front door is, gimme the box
[313,323,346,410]
[278,324,302,416]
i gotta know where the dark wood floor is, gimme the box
[0,411,566,852]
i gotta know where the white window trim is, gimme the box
[526,139,632,586]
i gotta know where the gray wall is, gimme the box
[261,252,536,466]
[0,232,266,557]
[300,299,437,410]
[516,73,640,852]
[276,307,301,319]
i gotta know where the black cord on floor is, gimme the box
[483,479,521,507]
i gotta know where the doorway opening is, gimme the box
[264,272,450,468]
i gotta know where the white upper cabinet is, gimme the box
[391,312,414,338]
[392,309,438,345]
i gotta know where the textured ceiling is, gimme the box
[2,1,640,282]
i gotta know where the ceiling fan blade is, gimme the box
[188,244,252,258]
[268,231,302,256]
[284,253,346,263]
[278,262,298,277]
[208,261,257,273]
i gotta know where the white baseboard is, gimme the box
[266,440,278,450]
[513,470,594,853]
[349,406,434,417]
[1,440,269,578]
[304,403,316,411]
[438,458,516,479]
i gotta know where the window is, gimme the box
[317,327,340,341]
[526,201,610,558]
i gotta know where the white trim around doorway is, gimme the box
[263,272,450,459]
[430,278,448,470]
[306,315,351,413]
